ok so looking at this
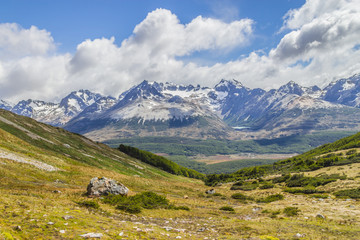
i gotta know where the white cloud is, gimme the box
[1,3,360,103]
[272,0,360,62]
[282,0,349,30]
[0,23,55,59]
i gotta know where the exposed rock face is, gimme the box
[87,177,128,197]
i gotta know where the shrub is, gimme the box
[103,191,172,214]
[77,200,100,209]
[257,194,284,203]
[231,193,253,201]
[334,188,360,199]
[311,194,329,199]
[283,188,325,194]
[219,206,235,212]
[131,192,169,209]
[271,174,290,183]
[286,174,336,188]
[172,205,190,211]
[230,182,258,191]
[102,194,127,205]
[283,207,300,217]
[346,149,356,155]
[259,183,274,189]
[116,203,142,214]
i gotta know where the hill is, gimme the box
[205,131,360,185]
[0,109,360,239]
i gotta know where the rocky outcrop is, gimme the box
[87,177,129,197]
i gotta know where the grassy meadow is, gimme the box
[0,109,360,239]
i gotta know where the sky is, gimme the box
[1,0,360,102]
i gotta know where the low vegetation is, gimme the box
[106,132,354,156]
[103,192,175,214]
[283,207,300,217]
[219,206,235,212]
[256,194,284,203]
[334,188,360,199]
[118,144,205,179]
[1,109,360,239]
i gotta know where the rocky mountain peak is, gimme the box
[278,81,304,95]
[215,79,243,92]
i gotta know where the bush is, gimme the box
[77,200,100,209]
[285,174,336,188]
[132,192,169,209]
[334,188,360,199]
[259,183,274,189]
[103,191,172,214]
[230,182,258,191]
[271,174,290,183]
[172,205,190,211]
[311,194,329,199]
[283,188,325,194]
[231,193,253,201]
[283,207,300,217]
[346,149,356,155]
[116,203,142,214]
[257,194,284,203]
[219,206,235,212]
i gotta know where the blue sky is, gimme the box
[1,0,304,56]
[1,0,360,102]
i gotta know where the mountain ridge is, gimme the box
[3,74,360,140]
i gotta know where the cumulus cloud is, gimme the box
[0,23,55,59]
[1,3,360,103]
[272,0,360,62]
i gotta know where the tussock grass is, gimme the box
[1,110,360,239]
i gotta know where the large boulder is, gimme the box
[87,177,129,197]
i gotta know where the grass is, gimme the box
[257,194,284,203]
[334,188,360,199]
[1,110,360,239]
[283,207,300,217]
[219,206,235,212]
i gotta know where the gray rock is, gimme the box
[80,232,103,238]
[14,225,22,231]
[294,233,305,238]
[87,177,128,197]
[316,214,326,219]
[205,189,215,194]
[62,215,74,220]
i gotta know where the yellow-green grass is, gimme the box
[1,109,360,239]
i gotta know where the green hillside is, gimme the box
[0,109,359,239]
[205,132,360,185]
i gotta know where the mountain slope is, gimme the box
[1,109,359,239]
[10,90,107,127]
[64,77,360,141]
[65,80,233,140]
[3,74,360,141]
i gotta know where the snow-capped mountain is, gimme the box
[0,100,13,111]
[59,89,104,117]
[321,74,360,107]
[3,74,360,140]
[9,90,108,126]
[65,80,232,140]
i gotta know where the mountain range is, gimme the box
[2,74,360,141]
